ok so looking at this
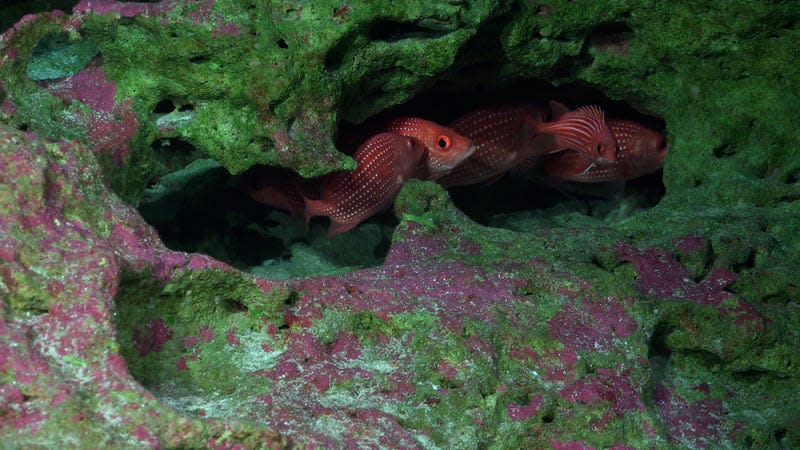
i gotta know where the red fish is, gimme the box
[436,104,550,187]
[541,118,668,184]
[305,132,425,237]
[522,101,618,167]
[338,117,476,180]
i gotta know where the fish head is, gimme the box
[569,105,617,165]
[589,126,618,166]
[416,120,476,175]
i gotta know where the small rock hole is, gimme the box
[153,99,176,114]
[277,38,288,49]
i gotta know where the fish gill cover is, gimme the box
[0,1,799,449]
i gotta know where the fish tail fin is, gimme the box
[304,197,329,222]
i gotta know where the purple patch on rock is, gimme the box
[507,394,543,421]
[673,234,708,257]
[133,317,172,356]
[290,229,526,332]
[550,440,595,450]
[559,367,645,429]
[655,384,726,448]
[72,0,173,18]
[548,295,637,352]
[616,243,763,330]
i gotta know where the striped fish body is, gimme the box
[437,104,549,188]
[541,118,668,184]
[529,103,618,166]
[338,117,476,180]
[305,132,425,237]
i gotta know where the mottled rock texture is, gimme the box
[1,0,799,448]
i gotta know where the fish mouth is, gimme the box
[594,156,615,166]
[443,144,478,169]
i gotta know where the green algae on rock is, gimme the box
[1,0,800,448]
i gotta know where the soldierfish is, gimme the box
[305,132,426,237]
[517,101,618,171]
[436,103,551,188]
[541,118,668,184]
[338,117,476,180]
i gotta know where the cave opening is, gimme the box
[137,79,666,278]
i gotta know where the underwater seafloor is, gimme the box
[1,1,799,449]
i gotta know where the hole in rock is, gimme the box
[0,1,81,31]
[153,99,176,114]
[367,20,451,42]
[138,158,395,280]
[138,79,665,280]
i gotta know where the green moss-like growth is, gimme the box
[114,269,287,392]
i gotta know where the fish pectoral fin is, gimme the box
[327,220,358,238]
[483,173,505,186]
[509,154,538,177]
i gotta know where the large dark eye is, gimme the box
[596,144,603,154]
[436,135,451,151]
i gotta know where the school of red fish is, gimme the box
[243,100,668,237]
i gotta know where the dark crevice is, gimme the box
[367,20,452,42]
[648,322,673,361]
[588,22,634,56]
[153,99,176,114]
[0,0,81,31]
[188,55,210,64]
[785,168,799,184]
[713,143,736,159]
[732,248,756,273]
[139,79,665,278]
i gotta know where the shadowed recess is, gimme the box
[137,80,665,279]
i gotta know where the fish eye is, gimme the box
[436,135,451,151]
[596,144,603,154]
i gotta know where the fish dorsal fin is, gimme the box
[573,105,605,121]
[327,219,358,238]
[549,100,570,120]
[304,197,329,222]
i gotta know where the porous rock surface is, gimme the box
[1,1,799,448]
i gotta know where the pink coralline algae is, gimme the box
[616,242,763,330]
[134,318,173,356]
[559,367,645,429]
[0,124,288,446]
[655,384,726,448]
[507,394,544,421]
[547,295,637,352]
[42,61,139,163]
[290,229,527,332]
